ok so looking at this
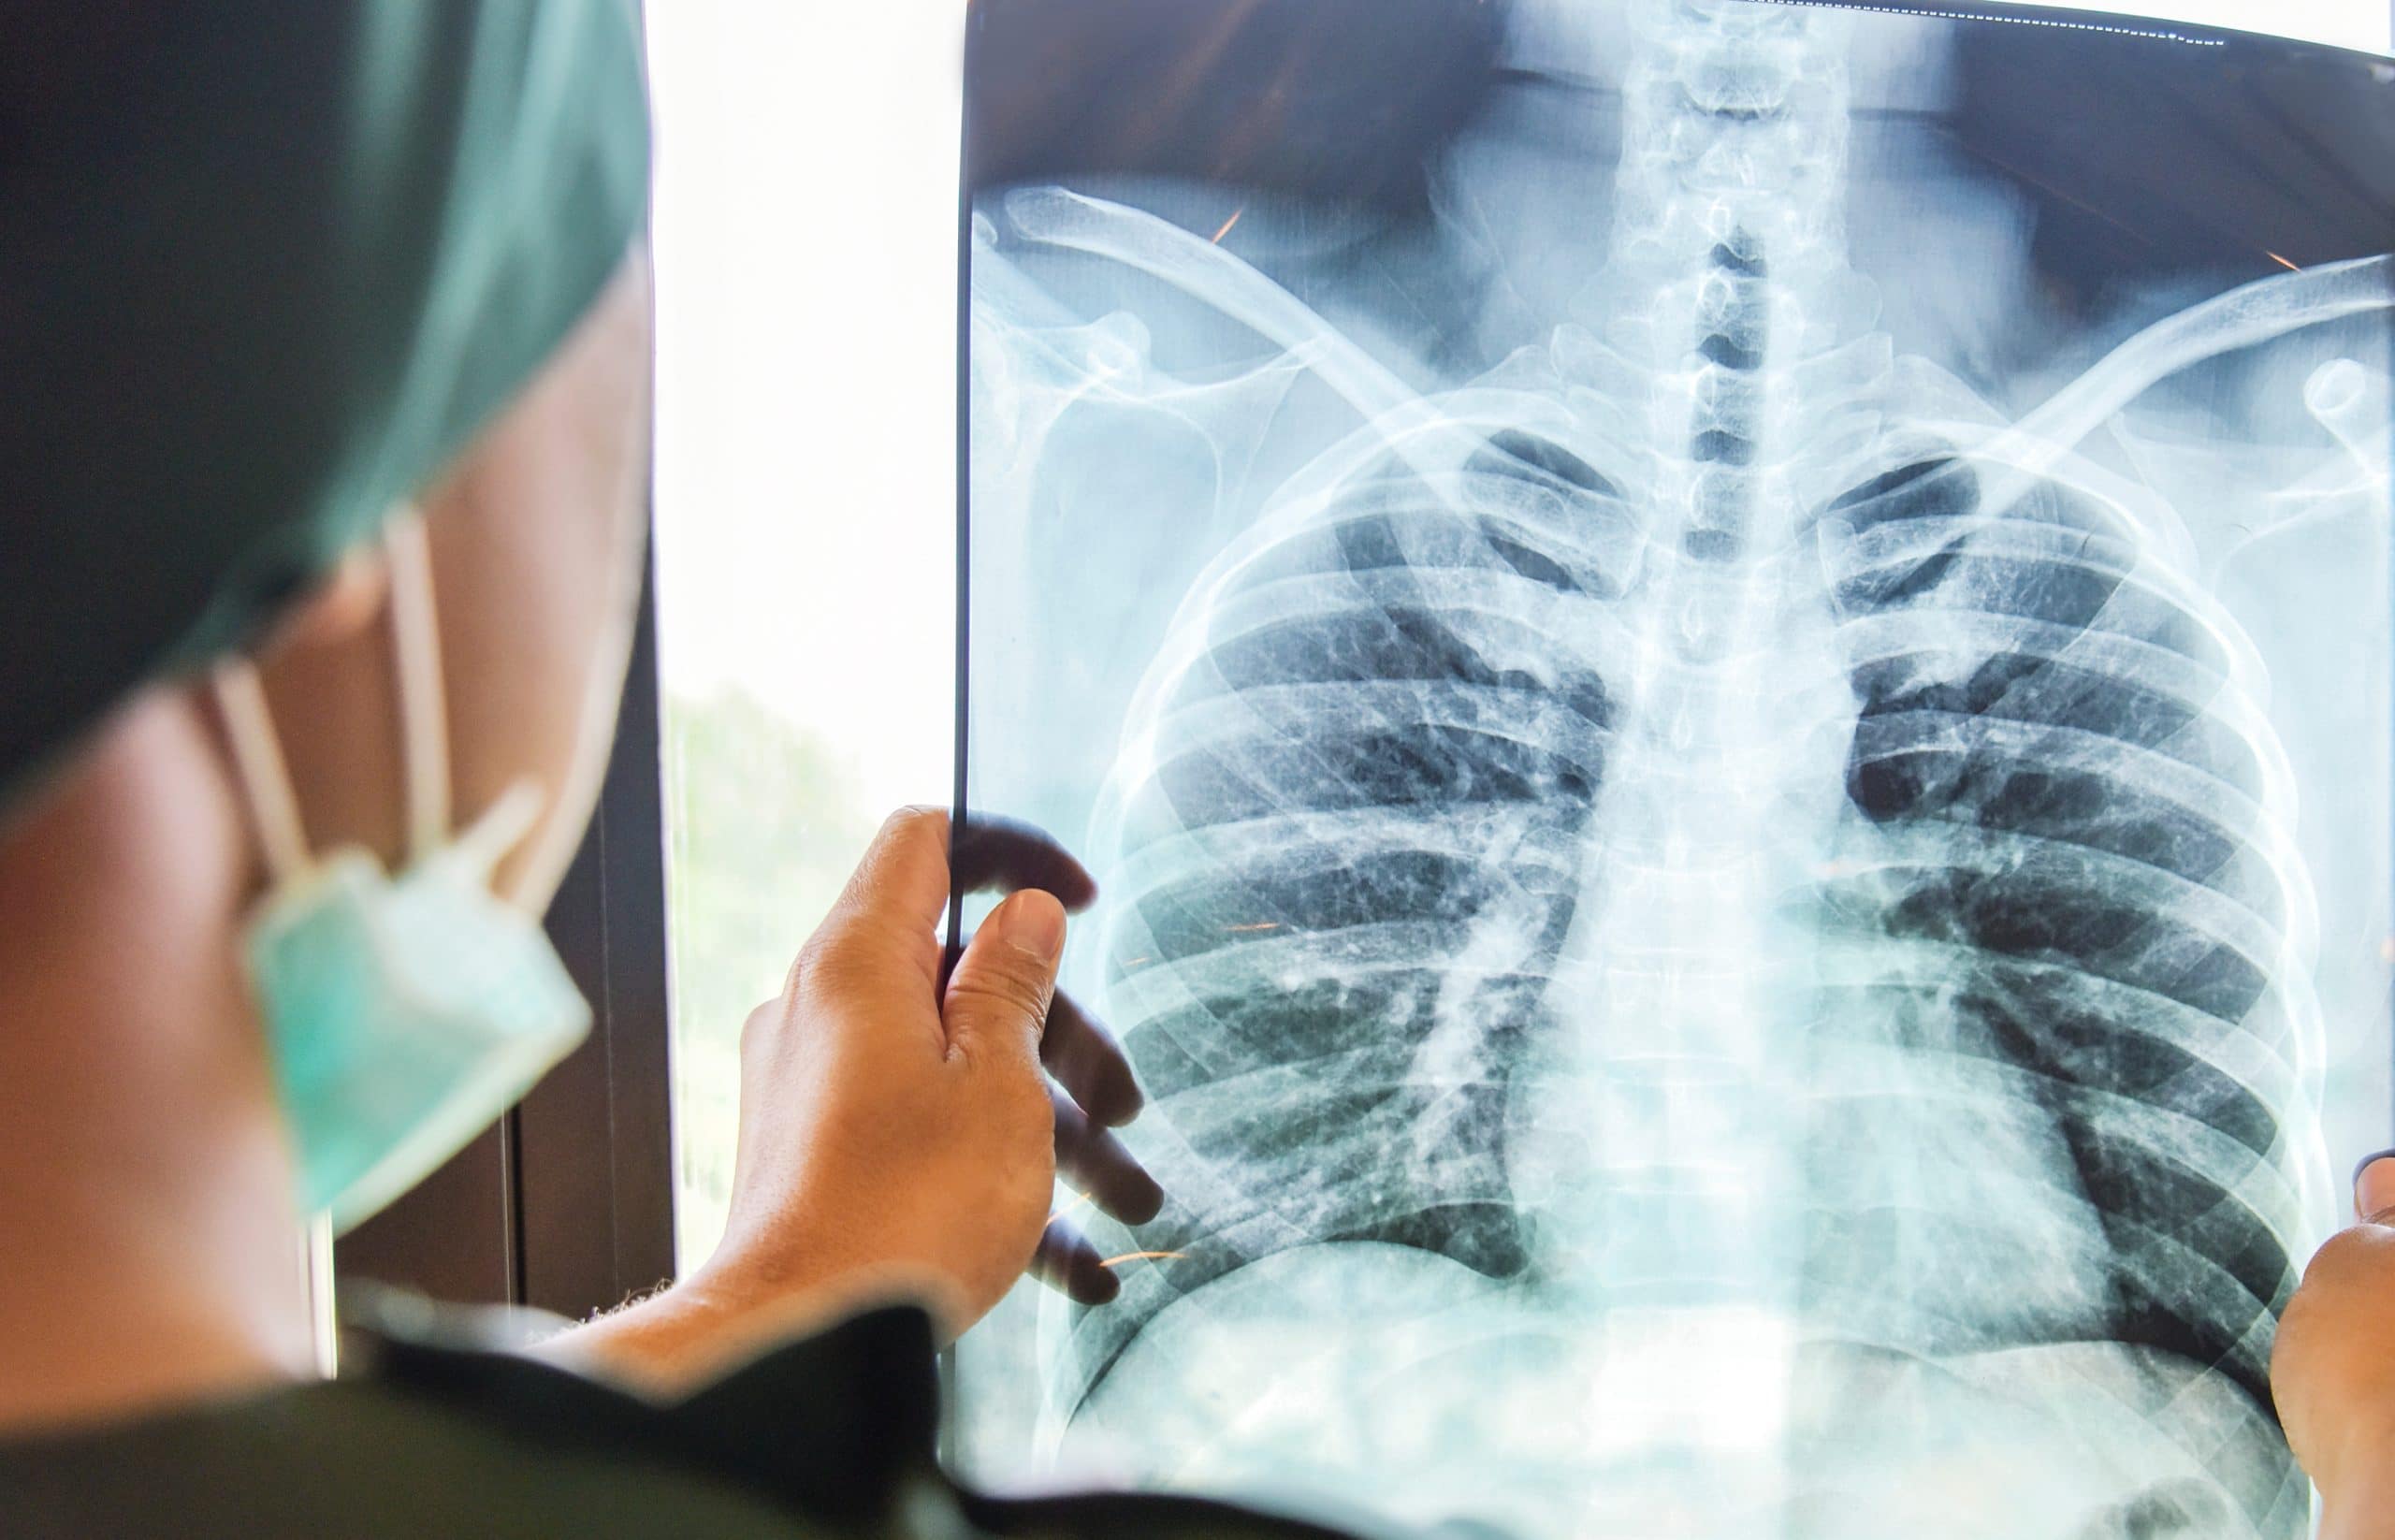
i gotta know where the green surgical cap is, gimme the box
[0,0,650,812]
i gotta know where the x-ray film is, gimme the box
[954,3,2395,1534]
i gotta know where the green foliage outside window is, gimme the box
[662,686,878,1269]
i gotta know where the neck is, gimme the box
[0,690,312,1434]
[1575,2,1863,363]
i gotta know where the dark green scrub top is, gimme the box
[0,1302,1377,1540]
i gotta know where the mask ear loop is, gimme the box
[211,661,314,889]
[383,507,451,868]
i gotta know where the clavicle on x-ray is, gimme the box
[956,1,2395,1533]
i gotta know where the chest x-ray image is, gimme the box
[954,1,2395,1534]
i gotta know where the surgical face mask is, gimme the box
[212,513,592,1234]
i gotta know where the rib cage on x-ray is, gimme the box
[965,4,2395,1536]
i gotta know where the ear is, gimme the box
[273,547,390,655]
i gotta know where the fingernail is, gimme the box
[2355,1149,2395,1222]
[994,891,1067,963]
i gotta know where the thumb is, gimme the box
[943,890,1067,1069]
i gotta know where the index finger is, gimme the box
[824,806,957,934]
[951,815,1097,910]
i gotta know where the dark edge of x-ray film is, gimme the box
[1946,17,2395,306]
[952,0,2395,1530]
[963,0,2395,288]
[963,0,1511,217]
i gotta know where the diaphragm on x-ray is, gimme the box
[955,3,2395,1534]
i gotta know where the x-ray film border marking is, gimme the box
[1749,0,2228,45]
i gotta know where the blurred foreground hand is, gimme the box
[2272,1152,2395,1540]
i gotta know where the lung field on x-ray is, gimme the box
[966,3,2393,1536]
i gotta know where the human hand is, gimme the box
[2271,1152,2395,1538]
[689,806,1160,1339]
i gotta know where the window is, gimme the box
[647,4,966,1269]
[645,1,2390,1273]
[646,0,2391,1266]
[643,7,2392,1532]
